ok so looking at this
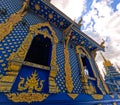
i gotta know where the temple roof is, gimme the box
[29,0,104,51]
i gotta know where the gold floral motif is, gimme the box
[91,94,103,100]
[18,71,44,93]
[6,93,49,103]
[68,94,78,100]
[0,0,29,41]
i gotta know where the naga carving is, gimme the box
[0,0,29,41]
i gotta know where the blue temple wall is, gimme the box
[0,0,84,94]
[0,0,107,94]
[1,0,120,104]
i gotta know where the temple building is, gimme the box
[101,53,120,94]
[0,0,120,104]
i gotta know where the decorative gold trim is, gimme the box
[68,94,78,100]
[91,94,103,100]
[110,95,114,99]
[0,22,59,92]
[6,93,49,103]
[92,55,109,94]
[0,0,29,41]
[63,29,74,93]
[118,95,120,99]
[18,71,44,93]
[113,102,117,105]
[76,46,90,94]
[35,4,40,10]
[76,46,106,94]
[23,61,50,70]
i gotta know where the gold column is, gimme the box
[0,0,29,41]
[49,42,59,93]
[64,30,74,93]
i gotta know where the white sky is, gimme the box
[51,0,120,77]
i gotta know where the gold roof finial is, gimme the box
[78,17,82,28]
[100,39,105,49]
[100,52,113,69]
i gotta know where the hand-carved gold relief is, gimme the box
[1,22,59,93]
[63,24,74,93]
[0,0,29,41]
[6,93,49,103]
[18,71,44,93]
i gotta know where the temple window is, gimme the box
[24,34,52,66]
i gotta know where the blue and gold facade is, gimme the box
[0,0,120,104]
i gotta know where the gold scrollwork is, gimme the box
[6,22,59,93]
[63,29,74,93]
[6,93,49,103]
[76,46,90,94]
[0,0,29,41]
[18,71,44,93]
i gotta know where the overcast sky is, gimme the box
[51,0,120,76]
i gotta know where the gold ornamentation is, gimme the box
[118,95,120,99]
[91,48,98,59]
[100,39,105,49]
[18,71,44,93]
[78,17,82,28]
[6,22,59,93]
[76,46,89,93]
[23,61,50,70]
[110,95,114,99]
[101,52,113,70]
[60,21,64,26]
[49,13,53,19]
[0,0,29,41]
[63,24,74,93]
[35,4,40,10]
[81,41,84,44]
[6,93,49,103]
[76,45,107,94]
[89,83,96,94]
[91,94,103,100]
[113,102,117,105]
[93,58,109,94]
[68,94,78,99]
